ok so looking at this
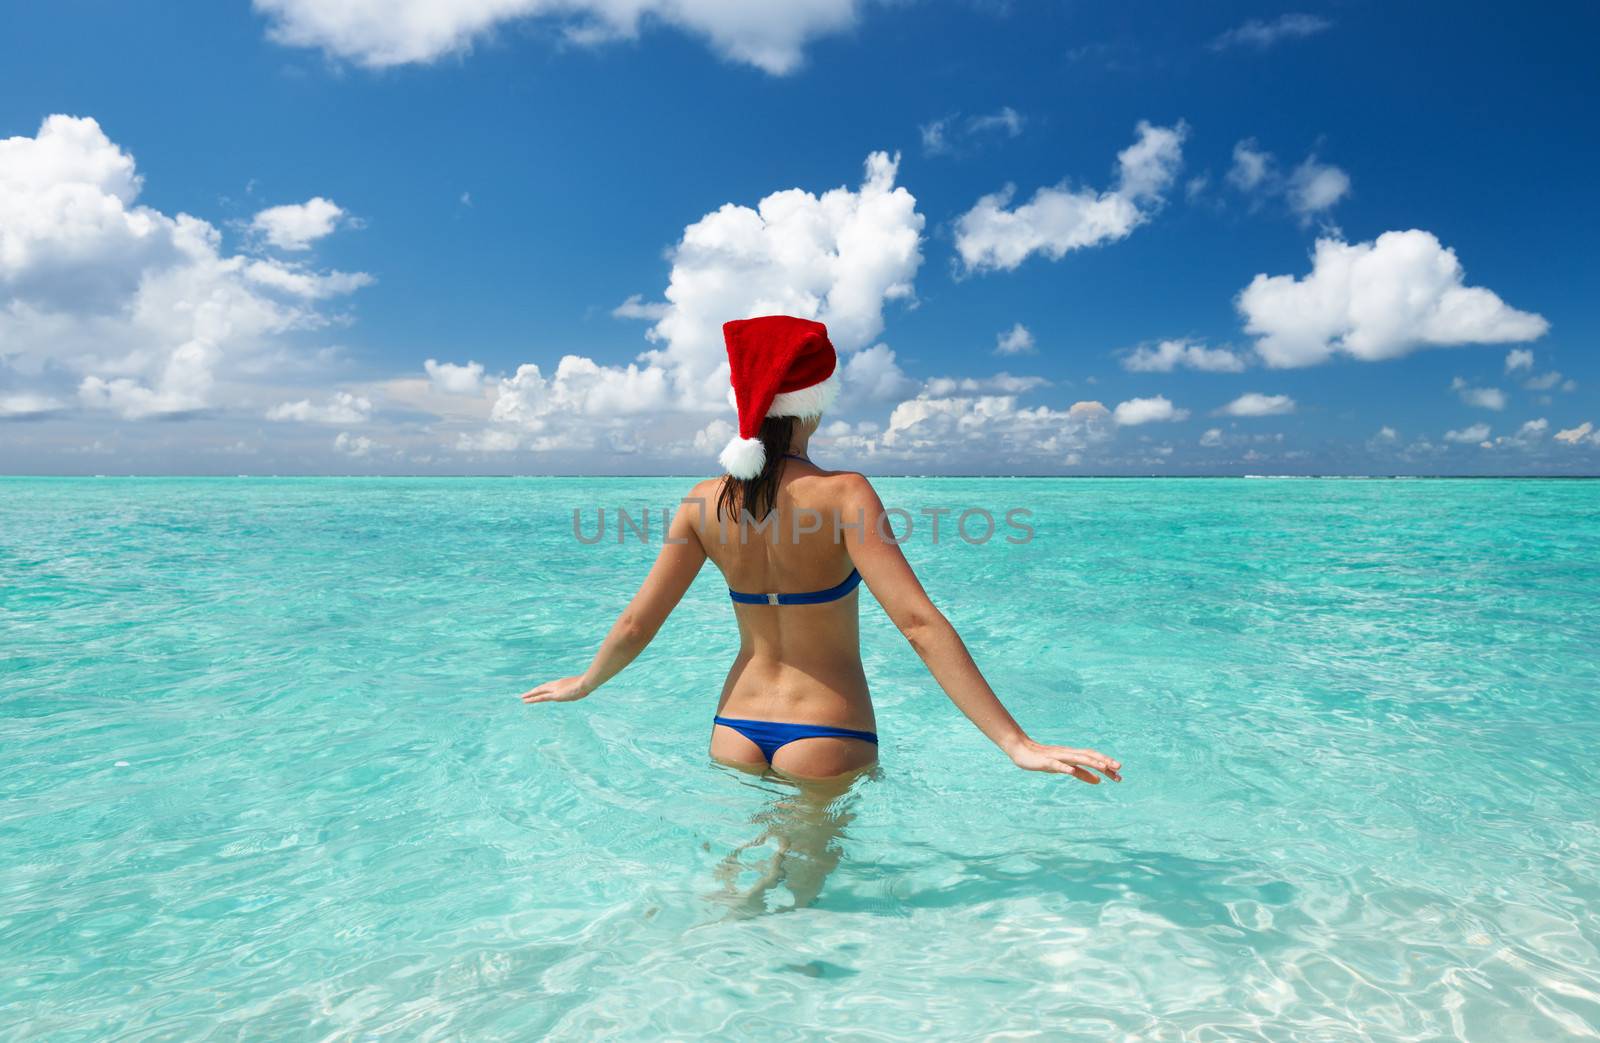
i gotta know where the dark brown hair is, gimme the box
[717,415,799,523]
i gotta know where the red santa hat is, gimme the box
[719,314,841,478]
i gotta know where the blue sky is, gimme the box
[2,1,1596,474]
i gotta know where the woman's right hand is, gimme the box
[1007,738,1122,783]
[518,675,592,704]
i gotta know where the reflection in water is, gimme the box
[705,765,879,919]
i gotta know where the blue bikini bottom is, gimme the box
[713,715,878,763]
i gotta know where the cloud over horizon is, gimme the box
[1237,230,1548,368]
[0,115,372,421]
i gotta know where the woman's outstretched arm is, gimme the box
[520,487,709,704]
[837,474,1121,784]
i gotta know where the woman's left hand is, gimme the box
[518,676,592,704]
[1007,737,1122,783]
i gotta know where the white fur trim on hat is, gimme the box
[767,369,840,419]
[719,436,767,479]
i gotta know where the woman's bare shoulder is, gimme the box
[818,467,872,487]
[681,475,723,499]
[813,469,878,507]
[671,476,719,520]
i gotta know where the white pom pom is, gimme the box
[719,436,766,478]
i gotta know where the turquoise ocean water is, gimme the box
[3,477,1599,1040]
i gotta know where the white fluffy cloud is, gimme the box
[334,431,380,456]
[267,391,374,423]
[1219,392,1295,417]
[994,322,1035,356]
[1505,348,1533,373]
[254,0,864,75]
[923,373,1048,397]
[1487,418,1547,449]
[1554,422,1598,447]
[1285,157,1350,219]
[1113,395,1188,426]
[493,354,670,425]
[76,338,218,420]
[612,293,669,321]
[795,391,1119,472]
[953,120,1186,273]
[243,259,372,299]
[877,394,1112,460]
[250,197,348,250]
[1122,337,1246,373]
[0,115,371,420]
[1444,423,1491,444]
[1451,377,1506,411]
[692,417,736,453]
[424,358,485,394]
[0,115,161,312]
[1237,230,1548,368]
[839,343,916,405]
[1227,140,1273,192]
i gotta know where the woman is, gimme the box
[520,314,1121,787]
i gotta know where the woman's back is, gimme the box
[688,461,873,734]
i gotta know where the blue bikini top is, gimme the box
[727,453,863,605]
[729,567,862,606]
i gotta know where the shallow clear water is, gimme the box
[3,477,1599,1040]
